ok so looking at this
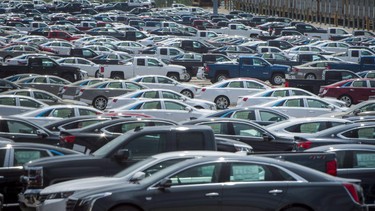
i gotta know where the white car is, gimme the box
[259,96,347,118]
[106,89,216,110]
[39,41,74,55]
[137,35,172,47]
[12,105,103,126]
[107,99,215,122]
[316,41,351,53]
[129,75,200,98]
[3,53,47,65]
[195,78,272,109]
[113,41,146,54]
[57,57,101,78]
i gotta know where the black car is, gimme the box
[44,115,113,132]
[294,122,375,151]
[307,144,375,206]
[0,141,80,209]
[59,118,178,153]
[204,106,291,126]
[66,156,366,211]
[0,117,59,145]
[181,118,295,151]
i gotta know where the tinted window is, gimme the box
[169,163,219,185]
[13,149,49,166]
[230,163,295,181]
[0,149,5,167]
[124,133,167,159]
[176,131,205,150]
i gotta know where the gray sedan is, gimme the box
[0,95,47,116]
[16,75,71,96]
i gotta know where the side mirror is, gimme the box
[158,64,163,67]
[158,178,172,189]
[185,107,193,112]
[328,105,335,111]
[262,133,273,142]
[353,109,360,116]
[114,149,130,162]
[36,129,48,138]
[129,171,146,182]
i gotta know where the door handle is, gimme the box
[268,189,283,195]
[205,192,219,197]
[309,110,314,113]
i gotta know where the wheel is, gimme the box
[184,71,192,82]
[95,70,100,78]
[305,73,316,80]
[93,96,108,110]
[111,205,140,211]
[282,206,310,211]
[181,89,194,98]
[111,73,124,79]
[339,95,353,106]
[63,74,75,82]
[215,73,228,83]
[270,73,284,85]
[214,95,230,109]
[167,73,179,81]
[3,55,12,62]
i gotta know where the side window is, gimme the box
[34,92,54,100]
[284,99,303,107]
[7,120,38,134]
[169,163,219,185]
[259,111,286,122]
[351,51,359,57]
[160,48,168,55]
[79,109,97,116]
[291,90,311,96]
[246,81,264,89]
[162,91,181,100]
[0,149,5,167]
[157,77,174,84]
[108,82,122,88]
[124,133,167,159]
[201,122,228,134]
[232,110,256,120]
[105,122,147,133]
[0,97,16,106]
[143,101,161,109]
[13,149,49,166]
[125,82,143,90]
[290,122,323,133]
[233,123,262,137]
[230,163,295,182]
[307,99,329,108]
[51,108,74,118]
[19,98,42,108]
[143,91,159,98]
[142,77,155,83]
[164,101,186,110]
[352,81,367,87]
[137,59,145,66]
[228,81,244,88]
[176,131,205,150]
[272,90,288,97]
[354,151,375,168]
[34,77,48,83]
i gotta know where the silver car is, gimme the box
[0,95,47,116]
[57,78,109,100]
[17,75,71,95]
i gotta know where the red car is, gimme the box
[319,78,375,105]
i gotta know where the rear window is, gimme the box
[176,132,205,150]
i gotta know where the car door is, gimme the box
[39,58,60,75]
[272,98,305,117]
[147,162,223,211]
[222,162,289,210]
[163,100,193,122]
[0,97,20,115]
[0,119,44,144]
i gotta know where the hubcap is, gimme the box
[95,98,107,110]
[340,96,351,105]
[182,90,193,98]
[273,76,283,85]
[217,75,226,82]
[216,97,228,109]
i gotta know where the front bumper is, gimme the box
[18,189,42,211]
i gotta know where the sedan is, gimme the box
[76,80,148,110]
[150,27,194,36]
[196,78,272,109]
[2,88,86,106]
[85,27,126,40]
[56,57,101,78]
[16,75,71,96]
[107,99,215,122]
[288,61,346,80]
[113,41,146,54]
[12,105,103,126]
[90,52,132,65]
[322,100,375,118]
[44,115,112,133]
[66,156,366,211]
[182,118,295,151]
[106,89,216,110]
[320,78,375,106]
[58,78,109,100]
[260,96,347,118]
[39,41,74,55]
[129,75,201,98]
[307,144,375,205]
[0,95,47,116]
[59,118,177,153]
[0,45,50,61]
[316,41,352,53]
[294,122,375,151]
[2,53,48,65]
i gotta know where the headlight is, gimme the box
[76,192,112,210]
[46,191,75,199]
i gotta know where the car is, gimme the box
[202,106,292,126]
[316,41,352,53]
[4,73,40,82]
[319,78,375,106]
[113,41,146,54]
[195,78,272,109]
[56,57,102,78]
[85,27,126,40]
[16,75,72,96]
[306,144,375,205]
[12,105,103,126]
[129,75,201,98]
[39,41,74,55]
[1,88,87,106]
[294,122,375,151]
[66,155,366,211]
[57,78,109,100]
[59,118,177,153]
[182,118,295,151]
[36,151,244,211]
[105,89,216,110]
[0,79,22,92]
[107,99,215,122]
[0,95,48,116]
[288,61,347,80]
[2,53,49,65]
[75,80,148,110]
[321,100,375,118]
[0,141,81,210]
[357,70,375,78]
[259,96,347,118]
[266,117,352,140]
[90,52,132,65]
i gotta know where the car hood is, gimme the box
[40,176,126,194]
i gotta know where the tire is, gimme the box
[93,96,108,110]
[270,73,284,85]
[95,70,100,78]
[215,73,228,83]
[111,205,141,211]
[214,95,230,109]
[63,74,75,82]
[167,73,179,81]
[184,71,192,82]
[3,55,12,62]
[180,89,194,98]
[282,206,310,211]
[111,72,124,80]
[339,95,353,106]
[305,73,316,80]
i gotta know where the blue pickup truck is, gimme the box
[204,56,291,85]
[328,56,375,72]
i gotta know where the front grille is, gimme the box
[66,199,77,211]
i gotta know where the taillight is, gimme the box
[112,98,118,103]
[325,159,337,176]
[242,97,248,102]
[296,141,312,149]
[61,135,76,143]
[100,66,104,73]
[292,67,299,72]
[343,183,361,204]
[284,81,289,87]
[204,65,209,73]
[326,65,331,70]
[201,88,206,92]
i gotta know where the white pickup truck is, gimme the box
[333,48,375,62]
[141,46,184,61]
[100,56,189,81]
[211,23,269,38]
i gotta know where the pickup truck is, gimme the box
[18,125,337,211]
[333,48,375,63]
[172,39,215,53]
[285,69,361,94]
[62,47,99,59]
[100,56,189,81]
[140,46,185,61]
[0,57,85,82]
[211,23,269,38]
[204,56,291,85]
[328,55,375,72]
[289,23,352,40]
